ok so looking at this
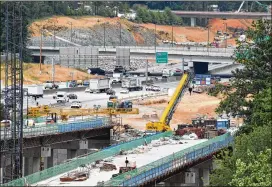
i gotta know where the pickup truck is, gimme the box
[71,101,82,108]
[44,81,59,89]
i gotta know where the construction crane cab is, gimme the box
[146,70,192,132]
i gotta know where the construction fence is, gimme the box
[104,132,234,186]
[3,131,172,186]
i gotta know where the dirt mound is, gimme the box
[1,63,96,85]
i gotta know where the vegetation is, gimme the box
[209,20,272,186]
[135,6,182,25]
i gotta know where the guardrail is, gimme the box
[1,117,110,140]
[3,131,172,186]
[104,133,234,186]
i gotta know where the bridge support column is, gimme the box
[191,17,196,27]
[67,149,77,159]
[24,157,41,176]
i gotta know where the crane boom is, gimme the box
[146,72,191,132]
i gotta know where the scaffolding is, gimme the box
[0,2,24,184]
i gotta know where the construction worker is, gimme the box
[189,86,193,96]
[125,157,129,167]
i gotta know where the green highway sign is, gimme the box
[156,52,168,63]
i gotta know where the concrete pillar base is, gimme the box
[67,149,77,160]
[191,17,196,27]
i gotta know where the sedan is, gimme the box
[68,94,77,99]
[120,90,129,94]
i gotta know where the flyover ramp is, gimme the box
[35,139,207,186]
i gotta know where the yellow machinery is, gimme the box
[145,72,190,132]
[28,105,139,120]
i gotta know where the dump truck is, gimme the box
[89,78,110,93]
[122,78,143,91]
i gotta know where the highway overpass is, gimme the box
[172,10,270,19]
[27,46,235,64]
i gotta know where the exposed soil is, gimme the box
[122,92,221,131]
[29,16,254,44]
[1,63,97,85]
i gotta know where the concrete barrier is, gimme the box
[44,86,87,95]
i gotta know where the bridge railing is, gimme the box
[1,117,110,140]
[3,131,172,186]
[103,133,234,186]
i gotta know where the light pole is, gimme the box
[103,23,106,48]
[223,22,227,52]
[119,22,122,46]
[171,23,174,47]
[67,21,73,42]
[39,28,43,74]
[207,25,210,52]
[154,23,157,51]
[146,56,148,83]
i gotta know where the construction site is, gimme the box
[1,1,269,186]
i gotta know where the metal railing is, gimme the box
[0,117,110,140]
[104,133,234,186]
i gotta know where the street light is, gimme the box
[223,22,228,52]
[154,23,157,51]
[67,21,73,42]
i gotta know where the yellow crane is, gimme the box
[145,72,191,132]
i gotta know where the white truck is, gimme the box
[27,85,44,98]
[55,91,69,103]
[89,78,110,93]
[122,78,143,91]
[162,68,174,78]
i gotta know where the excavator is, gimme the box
[145,70,192,132]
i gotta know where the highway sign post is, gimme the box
[156,52,168,63]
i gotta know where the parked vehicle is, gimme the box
[71,101,82,108]
[55,92,69,103]
[27,85,44,98]
[120,90,129,94]
[109,95,118,101]
[122,78,143,91]
[85,88,90,93]
[83,80,90,86]
[89,78,110,93]
[67,94,78,99]
[44,81,59,89]
[106,89,116,95]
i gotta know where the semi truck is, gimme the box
[122,78,143,91]
[27,85,44,98]
[89,78,110,93]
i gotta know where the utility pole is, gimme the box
[207,25,210,52]
[39,28,43,74]
[224,22,227,52]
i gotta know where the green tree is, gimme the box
[216,20,272,131]
[230,149,271,186]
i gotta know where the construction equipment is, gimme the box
[28,102,139,121]
[145,71,191,132]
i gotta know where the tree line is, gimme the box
[134,6,182,25]
[209,19,271,186]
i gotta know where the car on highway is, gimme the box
[44,81,59,89]
[70,101,82,108]
[67,94,78,99]
[106,89,115,95]
[85,88,90,93]
[152,86,161,92]
[120,90,129,94]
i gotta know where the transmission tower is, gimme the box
[0,2,24,184]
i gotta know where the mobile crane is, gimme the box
[145,71,192,132]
